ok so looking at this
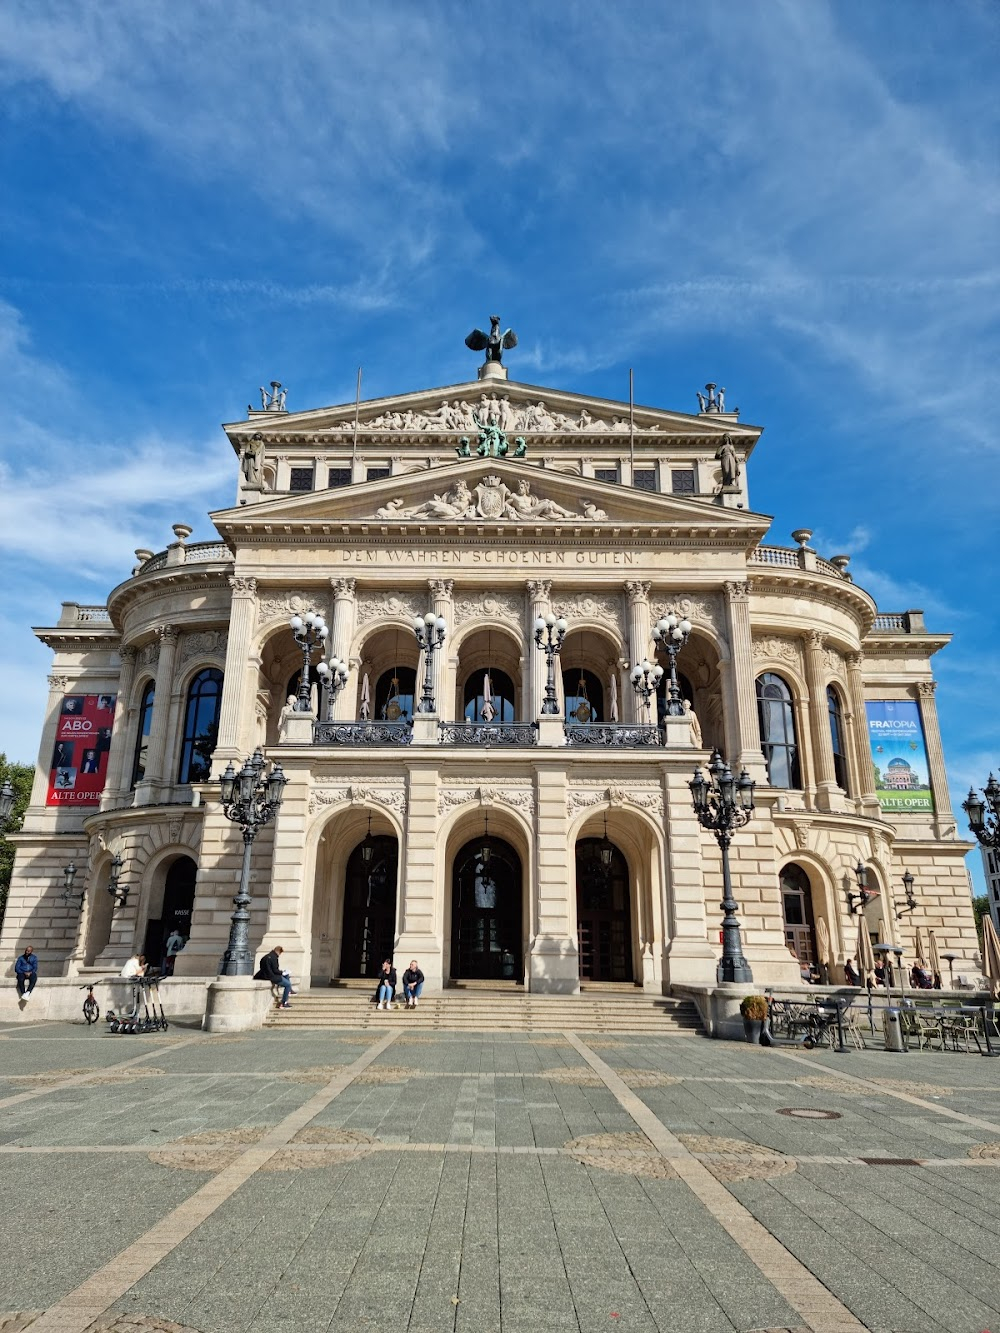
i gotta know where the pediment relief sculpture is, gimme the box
[374,475,607,523]
[330,394,664,436]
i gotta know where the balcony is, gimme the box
[438,721,538,747]
[565,723,662,748]
[313,721,412,746]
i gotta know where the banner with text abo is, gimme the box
[46,693,117,806]
[865,699,934,814]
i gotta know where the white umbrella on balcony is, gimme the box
[609,671,619,723]
[359,671,371,720]
[481,672,496,722]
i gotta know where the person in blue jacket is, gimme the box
[15,947,37,1001]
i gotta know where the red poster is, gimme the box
[46,693,117,806]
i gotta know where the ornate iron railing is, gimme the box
[565,723,662,748]
[439,722,538,747]
[313,721,412,746]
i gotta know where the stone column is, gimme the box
[329,578,356,719]
[526,580,551,720]
[530,762,578,992]
[429,579,454,720]
[396,765,443,990]
[846,653,880,816]
[722,581,766,776]
[25,672,70,809]
[624,581,651,723]
[917,681,955,837]
[216,576,258,761]
[100,647,136,808]
[135,625,178,804]
[804,631,839,810]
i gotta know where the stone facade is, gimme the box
[0,373,982,992]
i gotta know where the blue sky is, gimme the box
[1,1,997,887]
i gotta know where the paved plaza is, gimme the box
[1,1016,999,1333]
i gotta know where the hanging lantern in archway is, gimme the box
[598,812,614,870]
[360,813,375,866]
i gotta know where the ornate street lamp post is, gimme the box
[690,749,755,984]
[289,610,329,712]
[895,871,917,920]
[61,862,83,910]
[964,773,1000,853]
[533,613,568,716]
[218,748,287,976]
[107,852,129,908]
[630,659,663,724]
[652,612,691,717]
[413,612,447,713]
[315,655,350,722]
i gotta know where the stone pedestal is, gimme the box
[660,716,694,749]
[202,976,276,1033]
[411,714,439,745]
[535,716,565,747]
[280,711,315,744]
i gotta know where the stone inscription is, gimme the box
[339,547,635,566]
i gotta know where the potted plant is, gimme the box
[739,993,768,1044]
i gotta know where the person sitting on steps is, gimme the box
[254,944,292,1008]
[402,960,424,1009]
[374,959,396,1011]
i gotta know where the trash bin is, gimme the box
[882,1006,906,1053]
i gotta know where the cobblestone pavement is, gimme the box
[1,1020,999,1333]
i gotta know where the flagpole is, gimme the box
[629,368,635,479]
[351,367,362,467]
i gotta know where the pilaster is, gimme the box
[216,576,258,760]
[101,648,136,808]
[262,762,311,979]
[804,630,839,810]
[846,652,880,816]
[526,579,551,721]
[134,625,178,804]
[723,581,766,776]
[429,579,454,721]
[660,768,715,985]
[530,763,578,992]
[330,578,356,719]
[396,763,444,990]
[916,680,955,838]
[624,580,651,723]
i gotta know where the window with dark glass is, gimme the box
[827,686,849,791]
[289,466,314,492]
[671,468,696,494]
[177,668,224,784]
[328,467,352,488]
[374,667,416,721]
[633,468,657,492]
[463,668,515,723]
[756,673,801,788]
[594,466,619,484]
[563,668,604,724]
[366,466,391,481]
[780,863,815,965]
[131,682,155,787]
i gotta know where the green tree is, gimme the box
[973,893,991,948]
[0,755,34,929]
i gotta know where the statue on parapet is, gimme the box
[258,380,287,412]
[716,434,740,488]
[465,314,518,366]
[697,382,725,413]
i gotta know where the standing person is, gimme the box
[254,945,292,1007]
[162,928,186,976]
[15,947,37,1001]
[402,960,424,1009]
[844,957,860,987]
[374,959,396,1011]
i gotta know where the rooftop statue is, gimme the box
[716,434,740,488]
[465,314,518,365]
[257,380,287,412]
[697,382,725,413]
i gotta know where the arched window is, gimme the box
[563,668,605,724]
[374,667,416,722]
[131,682,155,788]
[464,668,515,722]
[178,668,223,784]
[756,673,801,788]
[780,863,816,967]
[827,686,849,791]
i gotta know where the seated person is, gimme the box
[254,944,291,1007]
[120,954,147,978]
[843,957,861,986]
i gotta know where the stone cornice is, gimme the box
[105,569,234,630]
[747,571,876,637]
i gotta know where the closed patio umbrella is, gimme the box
[928,929,943,988]
[481,672,496,722]
[816,918,831,984]
[982,915,1000,999]
[914,926,927,967]
[857,916,876,987]
[609,671,619,722]
[360,671,371,720]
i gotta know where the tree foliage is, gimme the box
[973,893,991,946]
[0,755,34,929]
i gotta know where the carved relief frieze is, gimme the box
[566,785,664,819]
[309,784,406,818]
[137,641,159,670]
[331,395,665,436]
[822,647,845,679]
[650,594,721,632]
[256,592,323,627]
[356,592,423,627]
[554,592,624,637]
[437,785,535,819]
[453,592,523,630]
[179,630,228,665]
[372,474,607,522]
[751,635,801,667]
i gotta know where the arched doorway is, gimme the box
[451,835,522,980]
[780,863,816,966]
[576,837,633,982]
[142,856,197,967]
[341,835,399,977]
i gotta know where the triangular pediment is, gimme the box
[212,458,771,550]
[224,376,759,448]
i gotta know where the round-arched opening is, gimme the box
[374,666,417,722]
[451,835,522,980]
[340,835,399,977]
[576,837,633,982]
[780,862,816,973]
[141,855,197,970]
[563,667,605,724]
[464,668,515,722]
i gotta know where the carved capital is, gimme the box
[526,579,551,601]
[806,630,825,652]
[118,645,137,665]
[624,580,651,603]
[846,651,863,670]
[47,674,69,693]
[916,680,937,699]
[156,624,178,645]
[229,575,258,597]
[332,578,356,599]
[724,580,751,602]
[428,579,454,599]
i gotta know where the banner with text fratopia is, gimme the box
[865,700,934,813]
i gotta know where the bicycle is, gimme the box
[80,982,100,1025]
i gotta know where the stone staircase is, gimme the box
[264,983,702,1033]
